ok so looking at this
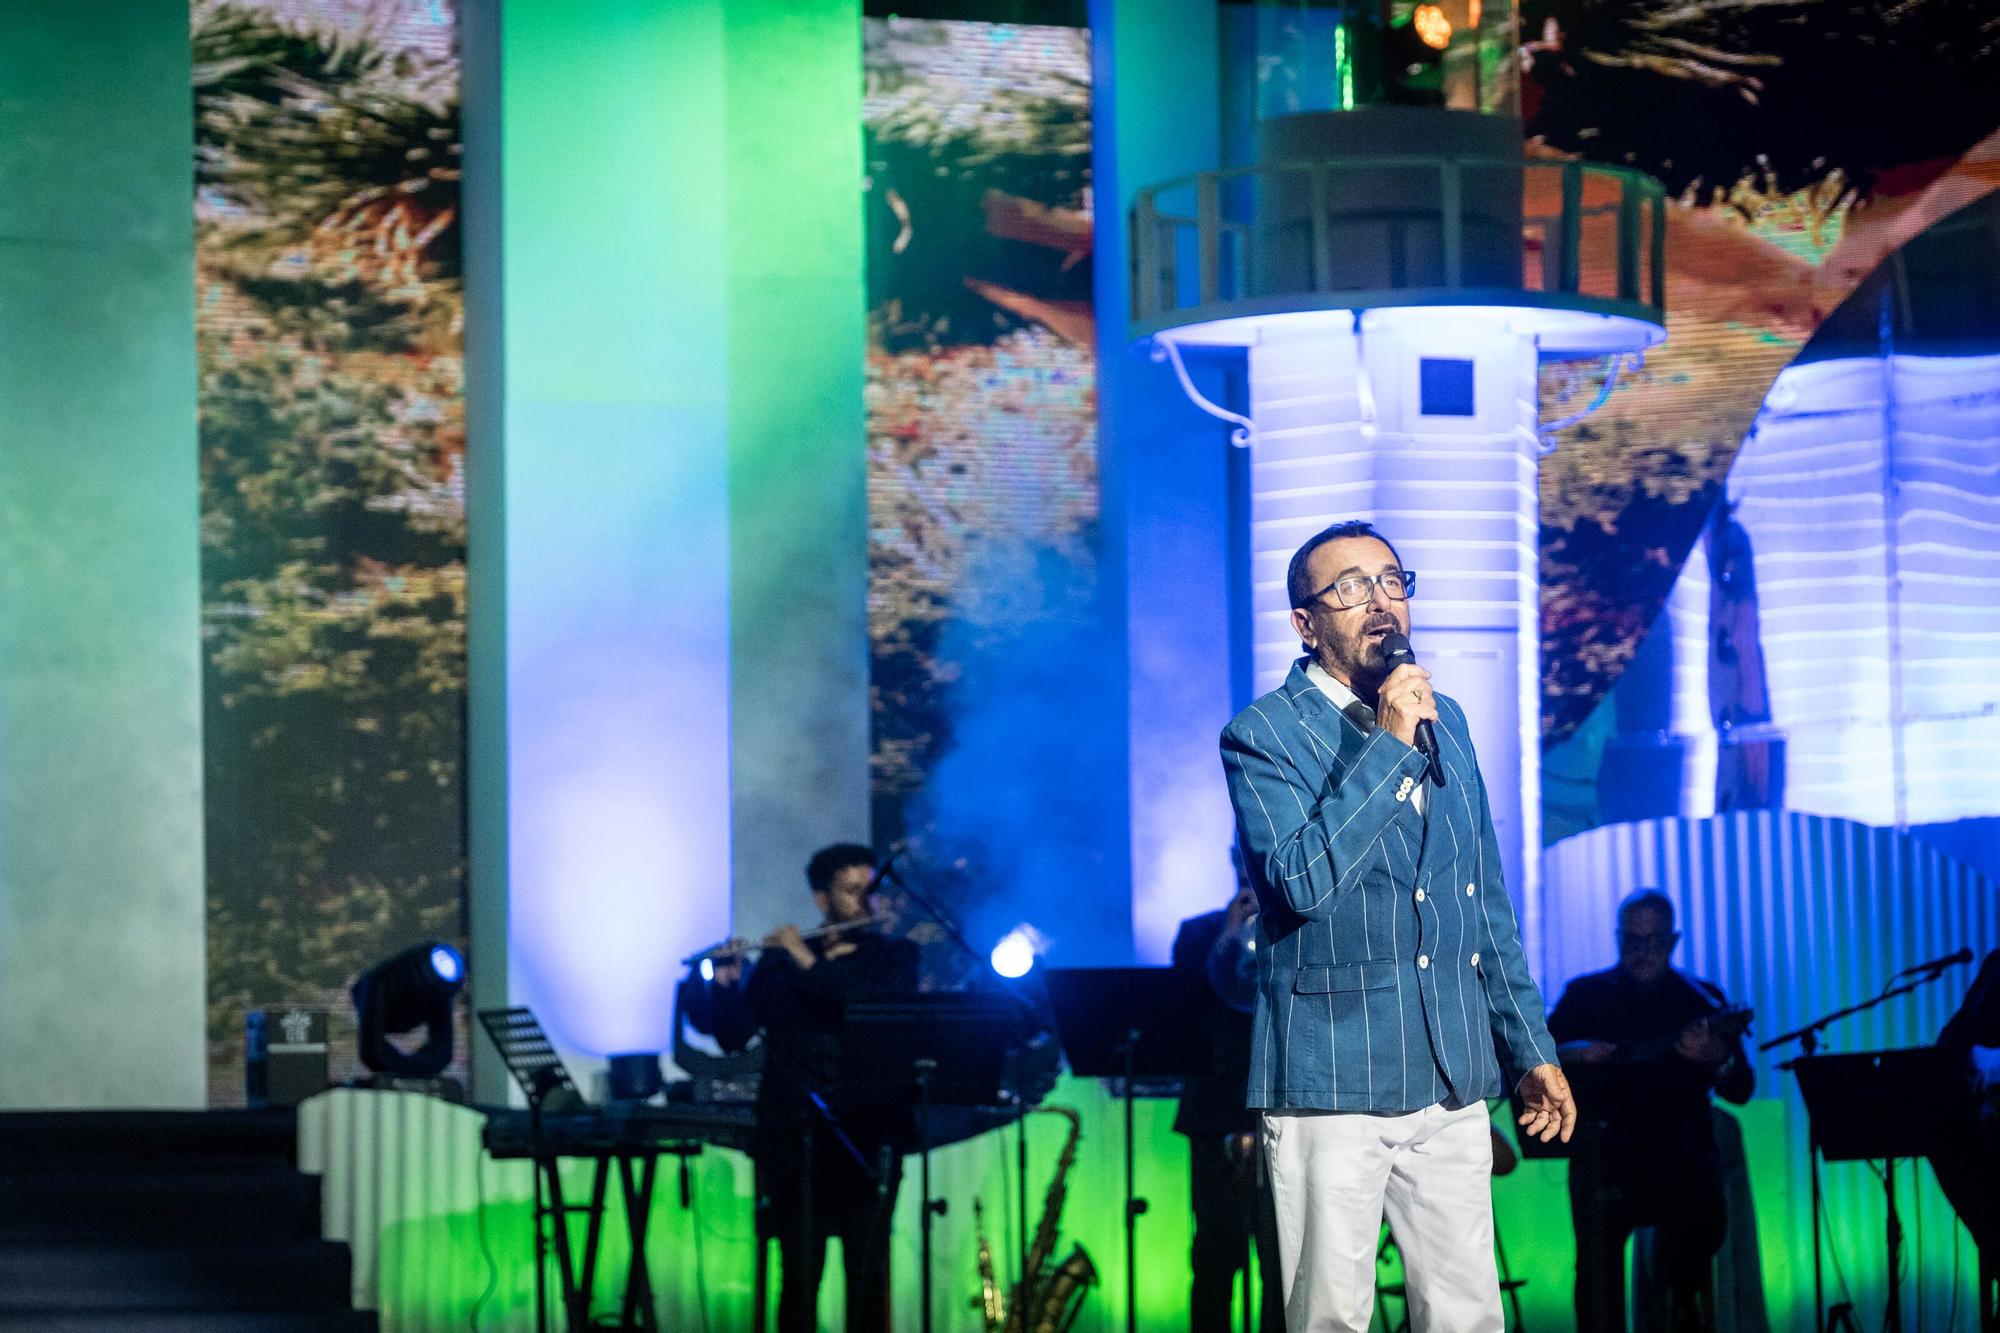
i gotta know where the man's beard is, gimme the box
[1315,610,1401,697]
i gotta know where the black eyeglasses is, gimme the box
[1302,569,1418,609]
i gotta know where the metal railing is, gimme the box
[1131,156,1666,335]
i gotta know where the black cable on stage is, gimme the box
[469,1145,499,1333]
[686,1159,714,1333]
[1943,1162,1963,1333]
[1867,1157,1915,1332]
[1915,1159,1923,1333]
[1819,1147,1859,1326]
[991,1128,1019,1290]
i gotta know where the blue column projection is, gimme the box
[0,0,206,1107]
[1091,0,1239,962]
[474,1,735,1068]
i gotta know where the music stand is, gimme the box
[478,1007,672,1333]
[1793,1048,1958,1333]
[844,996,1024,1333]
[480,1007,587,1114]
[1045,967,1207,1333]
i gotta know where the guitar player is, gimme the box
[1548,889,1756,1333]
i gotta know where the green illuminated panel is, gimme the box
[0,0,205,1109]
[353,1084,1983,1331]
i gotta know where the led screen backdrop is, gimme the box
[195,0,466,1104]
[1515,8,2000,1325]
[862,16,1120,967]
[1522,0,2000,748]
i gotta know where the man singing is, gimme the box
[1219,520,1575,1333]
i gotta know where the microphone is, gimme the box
[1893,947,1973,979]
[1379,631,1446,789]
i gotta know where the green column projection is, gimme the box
[722,0,869,939]
[462,0,869,1094]
[0,0,205,1107]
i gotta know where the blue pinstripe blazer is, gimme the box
[1220,660,1558,1113]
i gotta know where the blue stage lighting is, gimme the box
[429,943,464,985]
[991,927,1037,980]
[351,940,467,1079]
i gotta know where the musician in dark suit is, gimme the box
[691,843,918,1333]
[1933,949,1999,1332]
[1548,889,1754,1333]
[1172,865,1285,1333]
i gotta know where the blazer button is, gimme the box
[1469,952,1481,967]
[1414,888,1425,903]
[1417,954,1430,970]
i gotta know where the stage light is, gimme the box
[351,940,466,1079]
[1413,5,1452,50]
[991,926,1038,980]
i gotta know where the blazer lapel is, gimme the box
[1282,662,1373,776]
[1285,660,1427,843]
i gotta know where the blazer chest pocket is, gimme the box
[1294,960,1397,994]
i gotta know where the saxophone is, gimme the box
[973,1199,1004,1333]
[973,1105,1094,1333]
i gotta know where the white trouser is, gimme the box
[1262,1101,1502,1333]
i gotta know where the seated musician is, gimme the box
[1548,889,1754,1333]
[1932,949,1999,1331]
[691,843,919,1333]
[1170,859,1284,1333]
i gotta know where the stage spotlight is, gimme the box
[428,943,463,985]
[990,925,1039,980]
[351,940,466,1079]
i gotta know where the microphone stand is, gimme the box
[883,864,1050,1034]
[1764,964,1960,1333]
[882,865,1050,1333]
[1760,965,1960,1056]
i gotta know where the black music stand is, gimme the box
[844,996,1022,1333]
[880,860,1056,1316]
[479,1007,689,1333]
[1045,967,1206,1333]
[1793,1048,1958,1333]
[1765,960,1968,1333]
